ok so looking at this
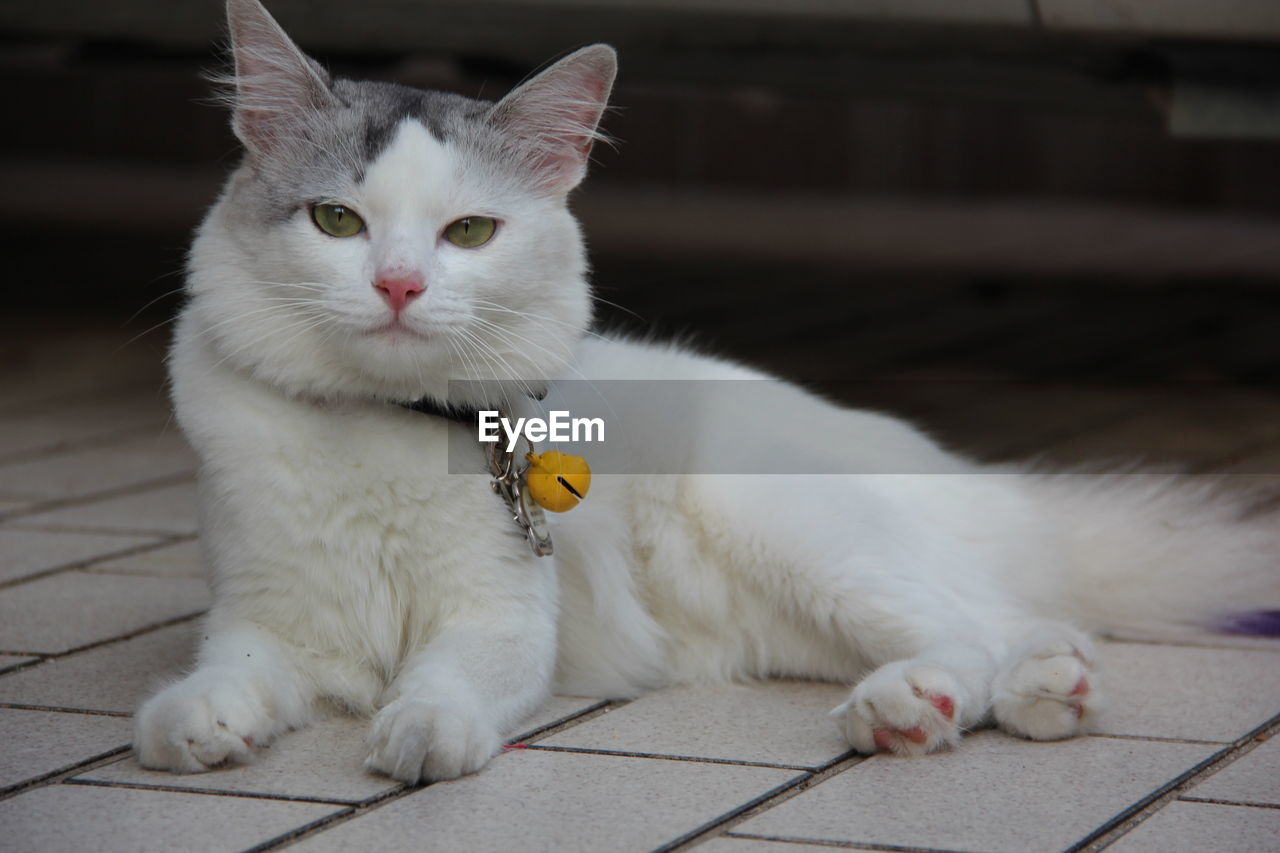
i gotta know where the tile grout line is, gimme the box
[1071,711,1280,852]
[236,775,435,850]
[239,808,361,853]
[1100,635,1280,653]
[62,777,363,808]
[0,532,198,591]
[3,522,197,538]
[0,424,173,468]
[510,699,621,744]
[239,701,637,852]
[1177,796,1280,811]
[652,773,821,853]
[0,746,132,803]
[0,377,169,419]
[0,608,205,662]
[0,703,131,718]
[658,753,865,853]
[522,743,822,772]
[1086,733,1230,747]
[723,831,966,853]
[0,471,196,524]
[0,658,47,677]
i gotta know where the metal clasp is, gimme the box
[488,434,553,557]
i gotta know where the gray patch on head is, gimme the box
[233,76,498,226]
[342,80,484,165]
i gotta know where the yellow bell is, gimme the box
[523,451,591,512]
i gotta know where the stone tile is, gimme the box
[1094,643,1280,742]
[513,695,605,740]
[0,571,209,655]
[1187,737,1280,806]
[0,392,171,462]
[86,538,203,578]
[17,480,198,534]
[1040,0,1280,40]
[292,749,800,853]
[76,696,606,804]
[1104,629,1280,653]
[1107,800,1280,853]
[0,621,198,713]
[0,431,195,500]
[0,783,340,853]
[0,654,39,674]
[0,323,165,412]
[0,708,133,791]
[541,681,851,767]
[80,716,398,805]
[0,528,159,584]
[737,732,1214,853]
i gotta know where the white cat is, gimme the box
[135,0,1280,784]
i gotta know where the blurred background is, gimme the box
[3,0,1280,469]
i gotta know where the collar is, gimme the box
[398,396,481,424]
[398,383,548,424]
[397,387,555,558]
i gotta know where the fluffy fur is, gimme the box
[135,0,1280,783]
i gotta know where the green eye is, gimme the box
[443,216,497,248]
[312,203,365,238]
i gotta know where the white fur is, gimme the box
[137,7,1279,783]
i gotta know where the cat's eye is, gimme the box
[312,203,365,238]
[443,216,497,248]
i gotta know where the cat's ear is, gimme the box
[491,45,617,195]
[224,0,336,157]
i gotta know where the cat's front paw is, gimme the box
[992,639,1103,741]
[364,698,501,784]
[134,671,276,772]
[832,662,965,756]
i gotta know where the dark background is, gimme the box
[4,0,1280,460]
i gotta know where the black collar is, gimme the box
[399,384,548,424]
[399,396,481,424]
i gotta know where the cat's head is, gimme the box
[185,0,614,405]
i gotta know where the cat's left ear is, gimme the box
[491,45,617,195]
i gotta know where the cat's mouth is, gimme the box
[368,318,430,340]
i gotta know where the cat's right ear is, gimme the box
[224,0,335,158]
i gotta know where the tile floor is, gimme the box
[1,315,1278,853]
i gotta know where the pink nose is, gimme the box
[374,275,425,314]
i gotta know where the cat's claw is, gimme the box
[992,638,1103,741]
[832,663,964,756]
[134,672,274,772]
[364,697,501,784]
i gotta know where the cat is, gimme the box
[135,0,1280,784]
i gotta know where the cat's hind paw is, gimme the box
[364,697,501,784]
[134,671,276,773]
[992,638,1103,741]
[832,663,964,756]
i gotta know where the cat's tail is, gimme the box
[1024,471,1280,637]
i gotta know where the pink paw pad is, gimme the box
[1068,674,1090,718]
[929,694,956,719]
[872,726,929,750]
